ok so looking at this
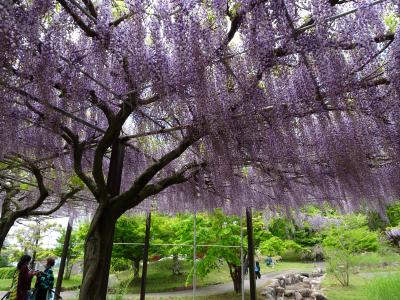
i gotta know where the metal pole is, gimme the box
[140,211,151,300]
[193,208,197,300]
[55,216,73,296]
[246,207,256,300]
[240,208,244,300]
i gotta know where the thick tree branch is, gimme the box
[109,11,135,27]
[61,126,98,198]
[82,0,98,18]
[88,90,114,123]
[68,0,97,22]
[120,125,190,142]
[92,57,137,199]
[3,85,103,132]
[56,0,97,37]
[30,187,80,216]
[114,134,201,205]
[13,160,49,216]
[137,168,193,199]
[115,162,201,212]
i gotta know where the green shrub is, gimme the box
[363,273,400,300]
[110,257,130,272]
[325,248,353,287]
[260,237,303,257]
[0,267,16,279]
[323,226,379,253]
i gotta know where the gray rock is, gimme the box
[294,291,303,300]
[299,275,307,282]
[261,287,275,297]
[264,294,275,300]
[294,274,301,283]
[276,286,285,297]
[302,277,311,283]
[261,286,276,298]
[311,267,323,278]
[279,279,286,288]
[284,290,295,297]
[270,279,281,287]
[314,292,328,300]
[298,288,312,297]
[310,279,321,290]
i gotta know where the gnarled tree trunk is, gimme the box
[228,263,242,293]
[79,206,118,300]
[132,259,140,281]
[0,217,16,250]
[172,254,182,275]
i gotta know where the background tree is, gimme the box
[173,209,269,293]
[54,227,83,280]
[112,215,146,282]
[5,219,60,267]
[0,159,81,251]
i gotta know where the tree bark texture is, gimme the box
[0,218,15,250]
[228,263,242,293]
[132,259,140,281]
[79,208,117,300]
[172,254,182,275]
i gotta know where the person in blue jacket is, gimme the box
[35,258,55,300]
[255,261,261,279]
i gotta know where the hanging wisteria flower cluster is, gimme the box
[0,0,399,215]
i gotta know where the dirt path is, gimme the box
[0,265,322,299]
[58,269,297,299]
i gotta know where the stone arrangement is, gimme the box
[260,268,327,300]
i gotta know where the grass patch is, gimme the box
[0,275,82,292]
[323,268,400,300]
[0,279,11,291]
[323,274,367,300]
[114,259,315,294]
[107,291,253,299]
[116,259,233,293]
[363,272,400,300]
[351,252,400,270]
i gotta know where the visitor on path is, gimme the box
[265,256,274,268]
[7,255,39,300]
[255,261,261,279]
[35,258,55,300]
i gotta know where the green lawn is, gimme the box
[106,291,254,300]
[323,274,368,300]
[0,275,82,291]
[113,259,315,294]
[323,253,400,300]
[114,259,233,293]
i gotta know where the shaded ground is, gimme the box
[58,269,301,299]
[0,262,321,299]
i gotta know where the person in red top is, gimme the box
[13,255,38,300]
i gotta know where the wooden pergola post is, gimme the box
[55,217,73,296]
[140,211,152,300]
[246,207,256,300]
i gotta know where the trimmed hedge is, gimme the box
[0,267,15,279]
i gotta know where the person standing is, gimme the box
[8,255,38,300]
[35,258,55,300]
[255,261,261,279]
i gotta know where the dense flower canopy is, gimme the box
[1,0,400,214]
